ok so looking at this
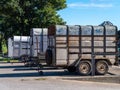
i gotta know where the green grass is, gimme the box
[0,57,19,63]
[2,45,7,54]
[2,40,7,54]
[34,78,47,81]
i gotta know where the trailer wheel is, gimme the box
[95,60,109,75]
[67,66,76,72]
[77,61,91,75]
[20,55,29,63]
[45,49,52,65]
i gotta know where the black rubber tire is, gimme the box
[67,66,76,72]
[95,60,109,75]
[20,55,29,63]
[45,49,52,65]
[77,61,92,76]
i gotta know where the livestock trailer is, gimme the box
[29,28,48,64]
[8,38,13,58]
[8,36,30,60]
[45,24,118,75]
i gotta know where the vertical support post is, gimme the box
[103,26,106,57]
[54,33,57,66]
[66,25,69,65]
[91,26,95,76]
[19,36,22,58]
[36,37,39,55]
[115,26,119,66]
[27,37,29,56]
[41,28,43,52]
[79,26,81,56]
[91,53,95,76]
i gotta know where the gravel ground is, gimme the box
[61,66,120,84]
[0,62,120,90]
[0,77,120,90]
[0,62,120,79]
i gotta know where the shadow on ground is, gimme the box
[0,62,117,78]
[0,70,77,78]
[0,63,76,77]
[0,65,24,69]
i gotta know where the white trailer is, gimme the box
[8,38,13,58]
[29,28,48,64]
[8,36,30,59]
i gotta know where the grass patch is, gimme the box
[21,79,29,81]
[0,57,19,63]
[34,78,47,81]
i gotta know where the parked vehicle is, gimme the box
[8,22,118,76]
[8,36,30,61]
[43,22,118,75]
[29,28,48,65]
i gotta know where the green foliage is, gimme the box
[0,0,67,52]
[2,39,7,54]
[0,57,18,63]
[0,0,66,36]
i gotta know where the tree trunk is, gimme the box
[0,40,2,53]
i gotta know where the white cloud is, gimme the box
[68,3,113,8]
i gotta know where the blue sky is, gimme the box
[58,0,120,29]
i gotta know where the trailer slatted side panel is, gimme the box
[30,28,48,57]
[48,25,117,66]
[12,36,30,59]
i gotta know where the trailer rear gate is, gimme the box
[30,28,48,57]
[12,36,30,59]
[48,25,117,66]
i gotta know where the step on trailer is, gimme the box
[44,23,118,76]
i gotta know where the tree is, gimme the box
[0,0,66,52]
[0,0,66,35]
